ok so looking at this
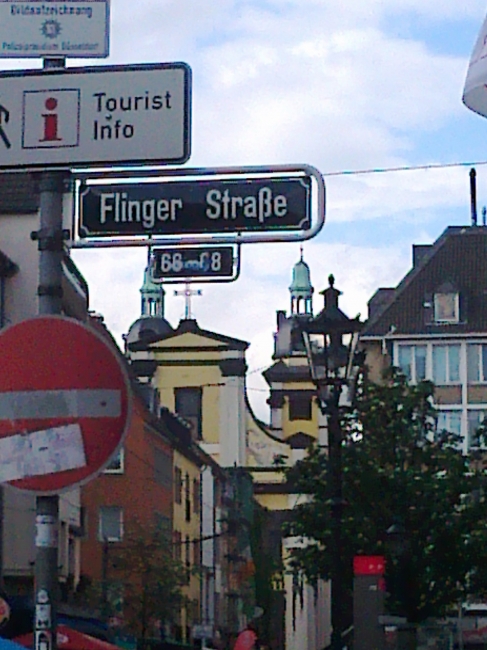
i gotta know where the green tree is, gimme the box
[284,369,487,623]
[110,519,189,640]
[76,519,188,641]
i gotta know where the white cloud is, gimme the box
[327,165,471,223]
[7,0,485,423]
[74,238,411,421]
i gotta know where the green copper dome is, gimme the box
[289,249,314,315]
[141,262,163,298]
[289,258,313,294]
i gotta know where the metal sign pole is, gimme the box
[33,56,67,650]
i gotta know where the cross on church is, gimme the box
[174,283,202,319]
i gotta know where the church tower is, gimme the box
[289,247,314,316]
[262,251,331,650]
[265,249,321,445]
[125,251,174,347]
[141,250,165,318]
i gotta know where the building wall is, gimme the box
[362,340,390,384]
[80,395,173,597]
[0,212,38,326]
[385,337,487,453]
[172,448,202,642]
[146,329,247,467]
[0,203,82,595]
[261,350,333,650]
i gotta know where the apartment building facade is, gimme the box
[361,225,487,452]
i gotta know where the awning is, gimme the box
[14,625,120,650]
[0,638,27,650]
[463,12,487,117]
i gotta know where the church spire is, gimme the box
[289,247,314,316]
[140,249,165,318]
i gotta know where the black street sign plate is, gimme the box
[78,175,311,238]
[152,246,235,281]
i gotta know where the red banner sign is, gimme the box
[353,555,385,576]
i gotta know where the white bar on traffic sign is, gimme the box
[0,388,121,419]
[0,62,191,170]
[0,0,110,58]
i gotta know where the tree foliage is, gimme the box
[284,369,487,623]
[77,519,188,640]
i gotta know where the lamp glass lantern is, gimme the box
[299,275,362,396]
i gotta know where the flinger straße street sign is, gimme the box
[77,172,313,238]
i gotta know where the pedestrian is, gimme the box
[232,621,259,650]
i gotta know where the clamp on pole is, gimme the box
[31,228,71,252]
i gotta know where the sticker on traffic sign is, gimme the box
[0,316,131,493]
[0,62,191,170]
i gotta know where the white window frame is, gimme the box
[436,409,463,439]
[395,344,427,384]
[104,448,124,474]
[467,409,487,450]
[98,506,124,542]
[467,343,487,383]
[431,343,461,385]
[434,292,459,324]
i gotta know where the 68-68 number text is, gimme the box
[157,251,223,274]
[152,247,236,280]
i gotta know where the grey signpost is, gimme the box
[34,147,67,650]
[31,54,71,650]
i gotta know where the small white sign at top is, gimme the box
[0,0,110,58]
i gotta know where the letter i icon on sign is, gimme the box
[40,97,62,142]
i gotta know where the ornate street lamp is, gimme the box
[300,275,362,650]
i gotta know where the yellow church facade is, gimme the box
[125,251,331,650]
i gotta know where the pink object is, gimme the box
[233,629,257,650]
[15,624,118,650]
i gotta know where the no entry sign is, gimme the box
[0,316,131,493]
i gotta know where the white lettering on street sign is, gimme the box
[0,0,110,58]
[0,62,191,169]
[205,186,289,223]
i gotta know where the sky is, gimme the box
[4,0,487,421]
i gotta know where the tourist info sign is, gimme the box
[0,0,110,58]
[0,62,191,169]
[73,165,325,245]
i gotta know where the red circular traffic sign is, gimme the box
[0,316,131,493]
